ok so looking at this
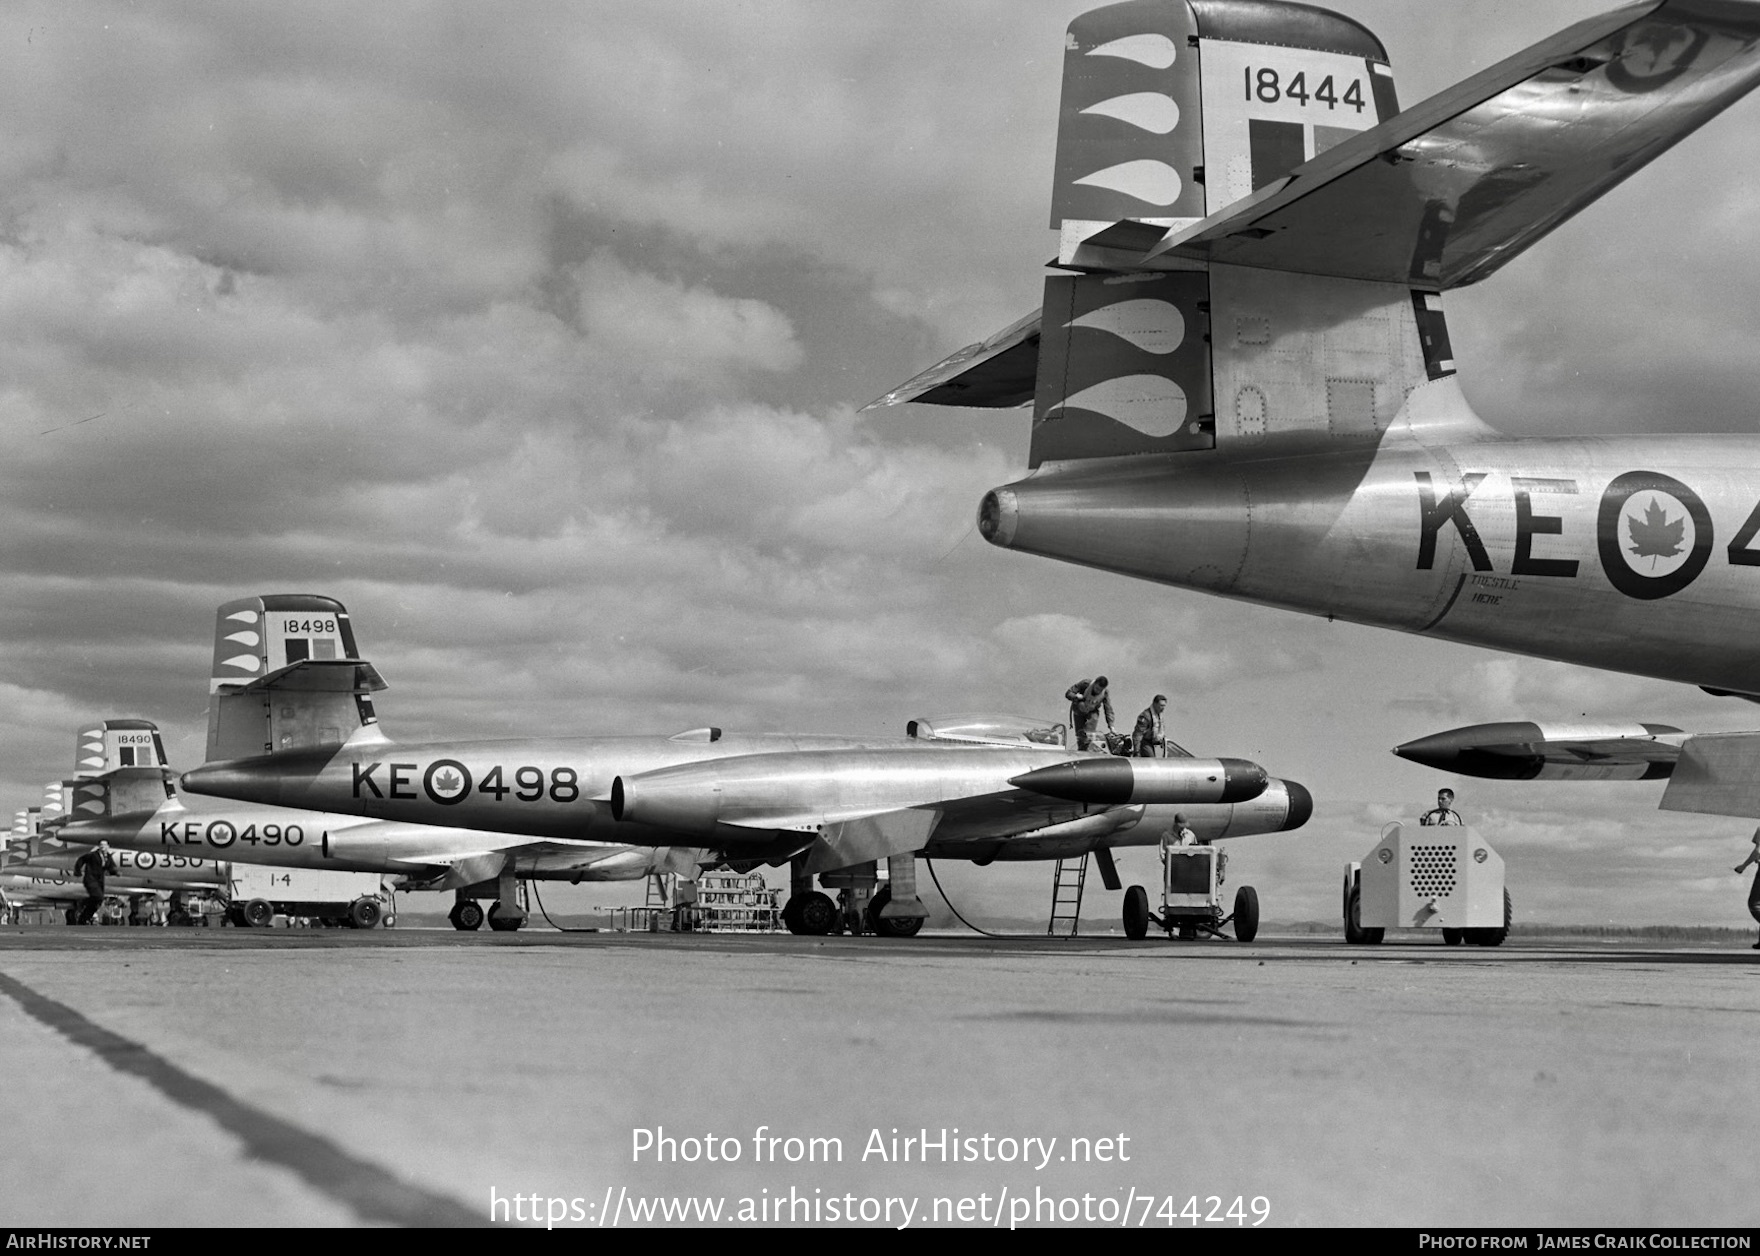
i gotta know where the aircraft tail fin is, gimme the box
[877,1,1760,468]
[69,720,177,816]
[206,595,388,764]
[872,0,1414,465]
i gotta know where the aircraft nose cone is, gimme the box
[1392,730,1465,771]
[1217,758,1269,803]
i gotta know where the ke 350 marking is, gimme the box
[1413,470,1752,601]
[350,761,581,806]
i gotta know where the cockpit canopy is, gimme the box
[906,714,1068,748]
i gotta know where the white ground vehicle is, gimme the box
[226,864,390,929]
[1344,822,1510,946]
[1122,844,1258,942]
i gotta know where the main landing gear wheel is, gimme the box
[347,897,382,930]
[450,900,485,932]
[865,888,923,938]
[242,898,275,929]
[1442,928,1464,946]
[784,891,837,936]
[1122,885,1149,940]
[487,903,524,932]
[1344,886,1383,945]
[1233,886,1259,943]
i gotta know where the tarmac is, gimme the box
[0,926,1756,1229]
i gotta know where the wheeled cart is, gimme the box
[1344,822,1510,945]
[226,865,389,929]
[1123,844,1258,942]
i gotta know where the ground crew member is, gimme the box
[1734,829,1760,949]
[1419,788,1463,826]
[72,841,116,925]
[1133,694,1168,757]
[1064,676,1114,751]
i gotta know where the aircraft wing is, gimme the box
[1395,721,1688,780]
[1147,0,1760,289]
[863,309,1041,410]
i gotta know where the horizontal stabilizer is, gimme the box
[1661,732,1760,817]
[1149,0,1760,288]
[804,807,942,874]
[1395,721,1686,781]
[863,309,1040,410]
[216,658,387,696]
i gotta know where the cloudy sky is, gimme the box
[4,0,1759,929]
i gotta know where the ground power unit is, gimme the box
[1344,822,1510,946]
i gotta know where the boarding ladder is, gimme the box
[1047,856,1088,937]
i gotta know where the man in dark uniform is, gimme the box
[72,841,117,925]
[1734,829,1760,949]
[1132,694,1168,757]
[1064,676,1115,751]
[1419,788,1464,826]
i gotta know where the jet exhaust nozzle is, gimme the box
[978,489,1018,548]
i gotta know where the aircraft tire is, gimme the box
[1233,886,1259,943]
[1345,888,1382,945]
[1442,928,1464,946]
[865,889,923,937]
[348,897,382,930]
[452,900,485,932]
[793,891,837,936]
[1122,885,1149,940]
[487,903,524,932]
[1468,890,1512,947]
[242,899,274,929]
[781,895,805,935]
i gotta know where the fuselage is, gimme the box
[60,796,692,885]
[987,394,1760,694]
[181,730,1309,859]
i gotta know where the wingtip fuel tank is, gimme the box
[1394,721,1686,782]
[1009,756,1268,805]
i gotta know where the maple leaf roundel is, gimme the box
[423,759,473,806]
[1597,471,1712,600]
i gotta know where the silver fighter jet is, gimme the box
[872,1,1760,815]
[181,595,1309,935]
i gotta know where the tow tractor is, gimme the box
[1343,822,1511,945]
[1122,843,1259,942]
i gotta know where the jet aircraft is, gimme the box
[53,716,707,931]
[3,797,223,923]
[179,595,1311,935]
[871,1,1760,817]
